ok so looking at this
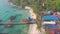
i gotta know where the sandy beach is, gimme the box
[25,6,40,34]
[25,6,36,19]
[28,24,40,34]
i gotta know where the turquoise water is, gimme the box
[0,0,30,23]
[0,25,29,34]
[0,0,29,34]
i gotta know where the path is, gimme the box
[28,24,40,34]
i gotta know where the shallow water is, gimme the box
[0,0,30,23]
[0,0,29,34]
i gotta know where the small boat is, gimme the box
[4,24,11,28]
[9,16,16,20]
[9,16,16,21]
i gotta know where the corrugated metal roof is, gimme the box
[42,15,58,20]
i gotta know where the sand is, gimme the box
[25,6,36,19]
[25,6,40,34]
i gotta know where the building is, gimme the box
[42,15,60,34]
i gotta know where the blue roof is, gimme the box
[42,15,58,20]
[44,24,58,28]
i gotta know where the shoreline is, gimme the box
[9,1,23,9]
[9,1,40,34]
[25,6,36,19]
[25,6,40,34]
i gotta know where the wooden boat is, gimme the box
[10,16,16,20]
[4,23,11,28]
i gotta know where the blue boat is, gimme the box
[27,17,33,21]
[42,15,58,21]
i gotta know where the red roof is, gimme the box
[57,14,60,19]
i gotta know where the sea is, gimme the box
[0,0,30,34]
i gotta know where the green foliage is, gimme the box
[45,32,49,34]
[10,0,60,29]
[10,0,20,6]
[45,0,60,11]
[10,0,60,11]
[36,22,42,29]
[10,0,42,29]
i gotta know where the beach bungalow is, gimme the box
[48,28,60,34]
[42,15,58,25]
[42,15,60,34]
[44,21,60,34]
[45,24,60,34]
[44,24,60,34]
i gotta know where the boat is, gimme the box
[9,16,16,20]
[4,23,12,28]
[9,16,16,22]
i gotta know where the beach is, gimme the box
[25,6,36,19]
[25,6,40,34]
